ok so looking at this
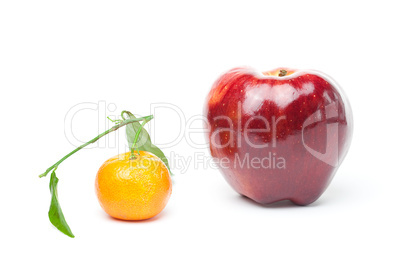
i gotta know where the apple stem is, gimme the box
[278,70,287,77]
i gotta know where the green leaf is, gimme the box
[125,111,172,174]
[48,171,75,238]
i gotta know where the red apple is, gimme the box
[204,67,353,205]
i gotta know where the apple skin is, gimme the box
[204,67,353,205]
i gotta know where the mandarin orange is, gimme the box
[95,151,172,220]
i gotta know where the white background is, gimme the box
[1,0,401,267]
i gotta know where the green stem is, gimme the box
[130,119,149,159]
[38,115,153,178]
[278,69,288,77]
